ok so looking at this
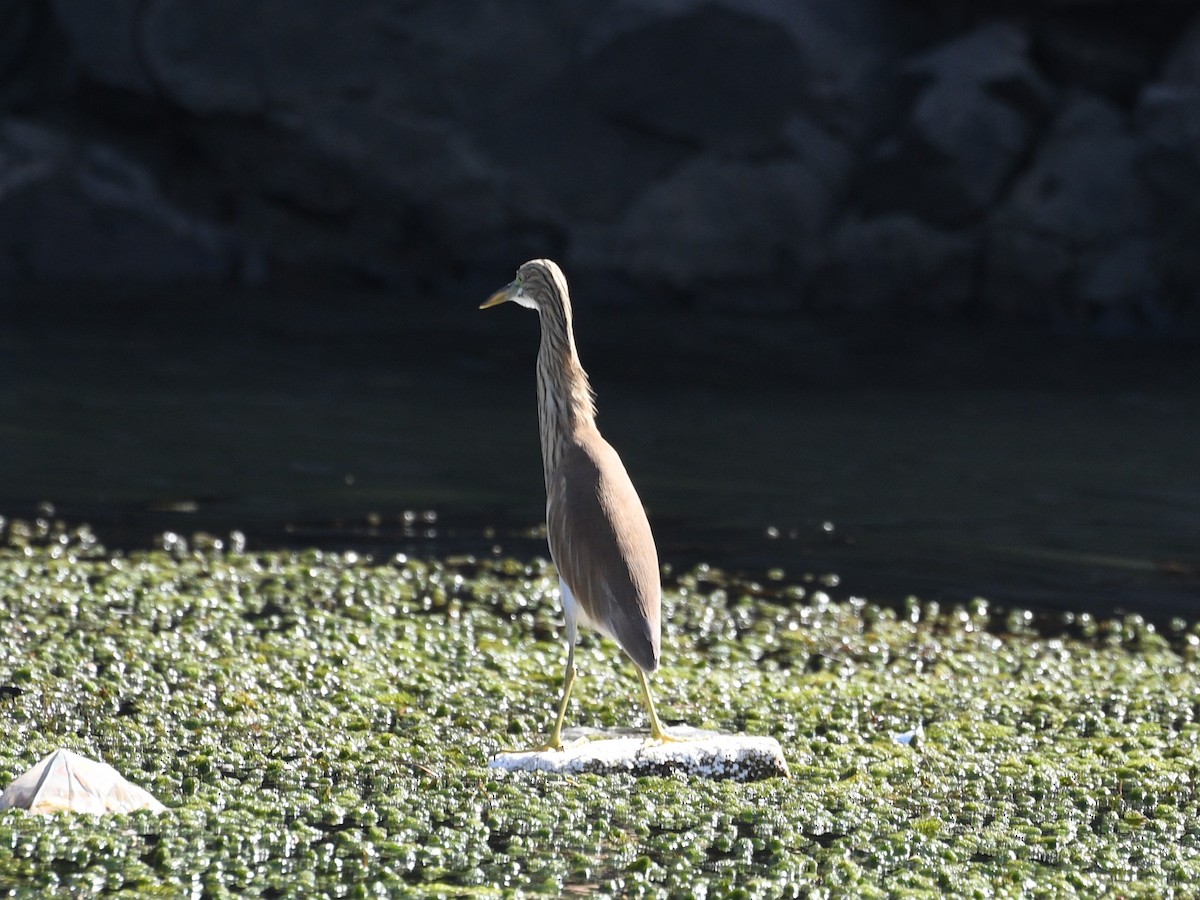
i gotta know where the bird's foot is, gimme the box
[646,727,684,746]
[497,736,566,754]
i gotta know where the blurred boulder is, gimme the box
[0,119,253,282]
[1160,11,1200,86]
[0,0,36,80]
[1138,15,1200,210]
[585,5,806,156]
[140,0,391,116]
[50,0,154,94]
[863,24,1051,228]
[133,1,642,273]
[997,96,1151,242]
[1132,14,1200,322]
[904,21,1052,113]
[1075,237,1166,333]
[574,154,838,307]
[584,0,886,154]
[984,95,1160,324]
[1136,85,1200,185]
[10,0,1197,328]
[816,213,975,313]
[104,0,889,292]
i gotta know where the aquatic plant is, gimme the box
[0,519,1196,896]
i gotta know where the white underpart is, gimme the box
[560,577,615,644]
[560,577,581,647]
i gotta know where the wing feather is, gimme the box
[547,432,660,672]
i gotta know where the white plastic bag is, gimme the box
[0,748,166,814]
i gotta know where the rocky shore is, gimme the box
[2,1,1197,332]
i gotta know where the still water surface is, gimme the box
[3,289,1197,623]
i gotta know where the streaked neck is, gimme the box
[535,295,595,484]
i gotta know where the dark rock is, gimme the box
[907,21,1051,100]
[863,24,1050,228]
[585,6,808,156]
[816,214,975,313]
[1118,15,1200,322]
[1135,84,1200,207]
[1163,13,1200,86]
[133,1,658,270]
[998,96,1151,243]
[49,0,153,94]
[141,0,365,116]
[0,0,37,81]
[784,114,856,191]
[573,153,841,307]
[459,78,690,226]
[0,120,252,282]
[1137,83,1200,155]
[904,21,1052,115]
[905,81,1030,223]
[1074,238,1167,332]
[983,95,1158,322]
[1034,22,1161,105]
[6,1,1200,328]
[585,0,888,150]
[1135,84,1200,320]
[987,227,1076,318]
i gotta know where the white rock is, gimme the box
[0,749,167,815]
[489,726,788,781]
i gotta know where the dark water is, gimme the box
[3,286,1198,623]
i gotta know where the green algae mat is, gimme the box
[0,521,1198,897]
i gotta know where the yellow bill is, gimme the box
[480,286,512,309]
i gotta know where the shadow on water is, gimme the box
[3,284,1198,624]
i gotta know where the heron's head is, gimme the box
[480,259,568,313]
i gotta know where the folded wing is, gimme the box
[547,433,661,673]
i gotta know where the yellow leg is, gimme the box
[637,667,678,743]
[503,642,576,754]
[543,642,576,751]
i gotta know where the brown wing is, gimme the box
[547,430,661,673]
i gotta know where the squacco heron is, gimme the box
[482,259,673,750]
